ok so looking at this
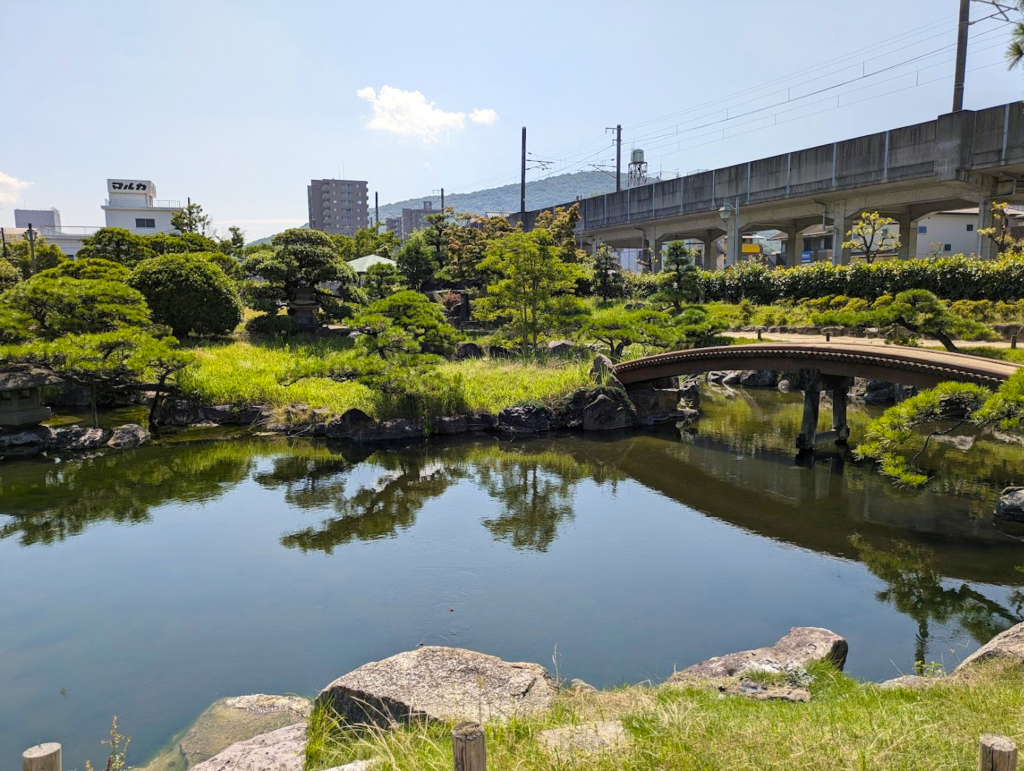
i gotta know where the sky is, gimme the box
[2,0,1024,241]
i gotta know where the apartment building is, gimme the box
[308,179,369,237]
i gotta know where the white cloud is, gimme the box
[469,108,498,125]
[356,86,498,143]
[0,171,32,205]
[422,161,431,168]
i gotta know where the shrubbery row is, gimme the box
[693,255,1024,304]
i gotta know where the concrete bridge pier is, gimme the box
[897,213,918,260]
[978,196,999,260]
[796,370,854,451]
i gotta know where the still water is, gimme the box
[2,390,1024,766]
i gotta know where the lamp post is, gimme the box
[25,223,37,276]
[718,198,741,268]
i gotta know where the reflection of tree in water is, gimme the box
[851,534,1024,666]
[254,454,351,510]
[475,450,597,553]
[278,448,469,554]
[0,441,258,546]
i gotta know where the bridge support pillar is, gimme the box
[830,201,852,265]
[978,197,999,260]
[725,214,742,267]
[702,235,717,270]
[897,213,918,260]
[796,370,854,451]
[783,226,803,267]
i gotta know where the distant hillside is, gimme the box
[245,171,626,247]
[376,170,625,220]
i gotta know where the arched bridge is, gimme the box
[614,343,1021,451]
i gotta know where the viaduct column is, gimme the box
[784,226,803,267]
[897,213,918,260]
[830,200,851,265]
[702,235,717,270]
[726,214,742,267]
[978,197,999,260]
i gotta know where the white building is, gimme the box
[102,179,182,234]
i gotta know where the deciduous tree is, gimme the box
[842,212,901,264]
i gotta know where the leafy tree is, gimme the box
[0,258,20,290]
[1,329,191,428]
[201,251,244,280]
[240,228,360,327]
[581,306,647,360]
[221,226,246,258]
[423,209,452,273]
[1006,6,1024,72]
[814,289,994,352]
[395,231,437,292]
[144,232,218,255]
[171,202,212,235]
[655,241,700,312]
[842,212,901,264]
[77,227,155,266]
[364,262,400,300]
[978,201,1019,255]
[36,258,131,282]
[2,235,66,278]
[534,204,585,263]
[131,253,242,337]
[354,290,461,357]
[591,245,623,302]
[442,212,511,286]
[475,229,582,351]
[353,226,399,259]
[0,277,151,340]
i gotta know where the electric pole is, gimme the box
[375,191,379,228]
[441,187,445,212]
[606,125,623,192]
[521,127,527,219]
[953,0,970,112]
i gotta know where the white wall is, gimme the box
[103,207,178,234]
[914,213,978,258]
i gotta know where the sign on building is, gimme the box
[107,179,153,194]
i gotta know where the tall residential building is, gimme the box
[102,178,183,234]
[308,179,369,237]
[386,200,434,241]
[14,208,61,229]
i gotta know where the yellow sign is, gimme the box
[741,243,761,254]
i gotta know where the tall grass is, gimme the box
[306,662,1024,770]
[176,341,593,420]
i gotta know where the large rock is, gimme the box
[51,425,110,451]
[454,342,483,361]
[106,424,150,450]
[325,409,375,440]
[316,646,557,727]
[142,695,310,771]
[431,415,469,435]
[954,620,1024,674]
[669,627,848,683]
[0,426,53,454]
[629,388,691,425]
[546,339,575,357]
[355,419,423,443]
[995,488,1024,523]
[156,399,202,426]
[583,393,634,431]
[679,378,700,407]
[538,721,629,756]
[190,723,305,771]
[709,370,778,388]
[200,405,266,425]
[590,354,621,387]
[497,405,551,434]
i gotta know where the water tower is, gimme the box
[628,148,648,188]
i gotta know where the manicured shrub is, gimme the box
[0,258,20,290]
[131,253,242,337]
[245,312,299,338]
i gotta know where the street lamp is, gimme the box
[718,200,739,222]
[718,199,740,267]
[25,223,37,276]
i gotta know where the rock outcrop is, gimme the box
[995,488,1024,523]
[546,339,575,357]
[583,393,634,431]
[954,620,1024,674]
[538,721,629,756]
[143,695,310,771]
[497,405,551,434]
[52,425,109,451]
[316,646,557,727]
[454,342,483,360]
[106,424,150,450]
[669,627,848,682]
[190,723,306,771]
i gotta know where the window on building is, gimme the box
[135,218,156,228]
[944,243,952,252]
[918,225,928,234]
[966,223,974,232]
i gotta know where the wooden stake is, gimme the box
[979,734,1017,771]
[453,721,486,771]
[23,743,61,771]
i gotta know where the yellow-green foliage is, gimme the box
[177,342,591,419]
[307,663,1024,771]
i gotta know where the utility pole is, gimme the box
[0,227,7,260]
[521,127,527,219]
[375,192,379,228]
[953,0,970,112]
[615,124,622,192]
[441,187,445,212]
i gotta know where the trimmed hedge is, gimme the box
[696,254,1024,304]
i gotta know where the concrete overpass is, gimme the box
[511,102,1024,268]
[614,343,1022,450]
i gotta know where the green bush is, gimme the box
[131,253,242,337]
[245,312,299,338]
[0,258,20,290]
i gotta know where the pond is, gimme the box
[2,389,1024,767]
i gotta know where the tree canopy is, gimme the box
[131,253,242,337]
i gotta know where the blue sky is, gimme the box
[2,0,1024,240]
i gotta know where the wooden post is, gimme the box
[23,743,61,771]
[453,721,486,771]
[797,388,821,451]
[1012,334,1018,350]
[832,384,850,444]
[979,734,1017,771]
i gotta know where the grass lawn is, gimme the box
[176,340,592,420]
[306,662,1024,770]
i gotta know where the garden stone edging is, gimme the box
[0,424,150,457]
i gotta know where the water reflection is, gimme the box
[851,535,1024,665]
